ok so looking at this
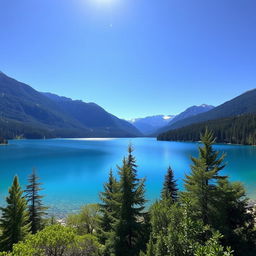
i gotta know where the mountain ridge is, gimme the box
[0,72,141,138]
[157,89,256,144]
[160,89,256,132]
[156,104,214,135]
[129,114,175,135]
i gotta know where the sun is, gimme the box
[79,0,120,14]
[94,0,115,4]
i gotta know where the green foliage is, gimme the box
[147,199,233,256]
[211,179,256,256]
[101,146,147,256]
[184,129,225,225]
[149,200,170,237]
[180,130,256,255]
[157,114,256,145]
[67,204,100,235]
[0,225,103,256]
[161,166,178,202]
[0,176,30,252]
[194,233,233,256]
[98,169,119,255]
[25,169,48,234]
[112,159,146,256]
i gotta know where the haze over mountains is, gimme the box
[129,115,175,135]
[0,72,141,138]
[167,105,214,126]
[130,104,214,135]
[156,104,214,135]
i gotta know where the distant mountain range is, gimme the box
[129,115,175,135]
[157,89,256,145]
[162,90,256,131]
[167,104,214,127]
[155,104,214,135]
[0,72,141,138]
[1,71,256,143]
[157,113,256,145]
[129,105,214,136]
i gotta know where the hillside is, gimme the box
[161,90,256,132]
[43,92,142,137]
[156,104,214,134]
[0,72,141,138]
[157,113,256,145]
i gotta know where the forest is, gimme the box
[157,114,256,145]
[0,130,255,256]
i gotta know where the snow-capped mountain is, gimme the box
[129,115,175,135]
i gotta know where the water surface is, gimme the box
[0,138,255,216]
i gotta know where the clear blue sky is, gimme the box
[1,0,256,119]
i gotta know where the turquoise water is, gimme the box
[0,138,256,216]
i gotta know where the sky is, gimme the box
[0,0,256,119]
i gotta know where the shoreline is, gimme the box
[157,138,256,147]
[8,136,256,147]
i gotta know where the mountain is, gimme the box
[129,115,175,135]
[159,89,256,132]
[157,89,256,145]
[157,113,256,145]
[156,104,214,134]
[0,72,141,138]
[43,92,142,137]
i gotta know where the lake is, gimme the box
[0,138,256,217]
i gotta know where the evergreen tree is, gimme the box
[112,149,146,256]
[98,169,119,253]
[145,236,154,256]
[184,129,225,225]
[211,179,256,256]
[0,176,30,252]
[146,198,233,256]
[161,166,178,202]
[155,232,167,256]
[127,144,137,176]
[25,169,47,234]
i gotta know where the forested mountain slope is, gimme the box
[156,104,214,134]
[157,113,256,145]
[160,89,256,132]
[0,72,141,138]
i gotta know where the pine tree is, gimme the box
[161,166,178,202]
[127,144,137,176]
[184,129,226,226]
[212,179,256,256]
[155,232,167,256]
[145,236,155,256]
[98,169,119,254]
[25,169,47,234]
[112,149,146,256]
[0,176,30,252]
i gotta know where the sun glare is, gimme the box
[91,0,116,5]
[78,0,122,13]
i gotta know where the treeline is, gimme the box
[0,130,256,255]
[0,118,139,140]
[0,118,56,139]
[0,118,92,139]
[157,113,256,145]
